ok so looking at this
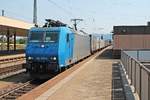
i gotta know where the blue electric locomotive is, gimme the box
[26,20,91,79]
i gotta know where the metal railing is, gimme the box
[121,51,150,100]
[123,50,150,62]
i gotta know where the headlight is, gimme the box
[28,57,33,60]
[53,57,56,60]
[50,57,57,61]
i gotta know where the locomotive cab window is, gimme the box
[45,32,58,42]
[29,32,44,42]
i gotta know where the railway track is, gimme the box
[0,56,25,65]
[0,80,37,100]
[0,55,26,79]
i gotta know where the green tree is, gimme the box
[18,38,26,44]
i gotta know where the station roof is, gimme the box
[0,16,34,36]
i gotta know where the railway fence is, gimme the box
[121,50,150,100]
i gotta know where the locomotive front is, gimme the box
[26,28,59,79]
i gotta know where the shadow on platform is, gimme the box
[96,49,113,59]
[111,62,126,100]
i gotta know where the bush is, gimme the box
[18,38,26,44]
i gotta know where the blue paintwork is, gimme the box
[26,26,74,70]
[58,27,74,67]
[26,43,58,61]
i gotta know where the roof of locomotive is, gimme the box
[30,26,90,36]
[30,26,62,32]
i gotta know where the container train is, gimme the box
[25,19,110,79]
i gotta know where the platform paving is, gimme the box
[35,48,124,100]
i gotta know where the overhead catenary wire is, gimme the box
[47,0,100,32]
[45,0,102,33]
[47,0,75,17]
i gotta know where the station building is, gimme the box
[113,22,150,58]
[0,16,34,54]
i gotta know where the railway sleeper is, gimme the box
[0,57,24,61]
[21,87,33,91]
[24,85,35,88]
[15,89,27,94]
[9,92,22,97]
[0,58,24,64]
[3,96,16,100]
[0,66,23,74]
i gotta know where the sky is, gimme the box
[0,0,150,34]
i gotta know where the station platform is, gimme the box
[18,47,128,100]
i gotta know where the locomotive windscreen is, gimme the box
[45,32,58,42]
[29,32,44,42]
[29,31,58,43]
